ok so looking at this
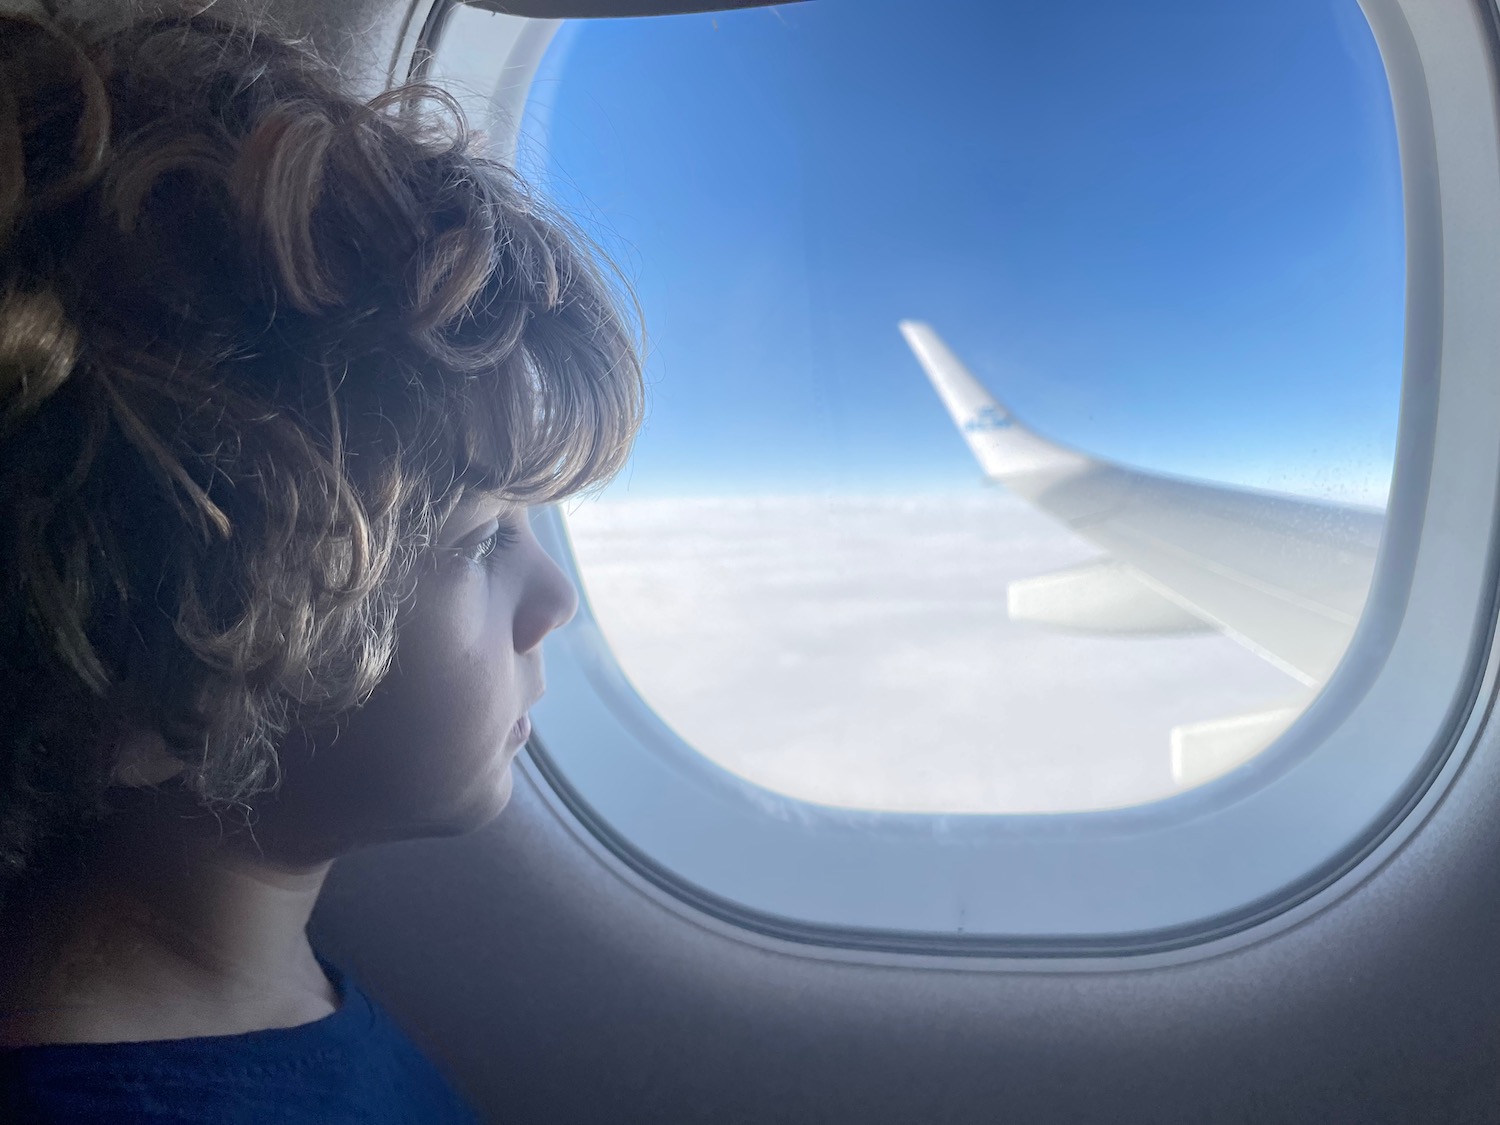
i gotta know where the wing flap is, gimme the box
[1007,559,1213,635]
[1170,705,1307,787]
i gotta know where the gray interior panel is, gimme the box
[312,688,1500,1124]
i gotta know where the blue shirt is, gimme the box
[0,962,479,1124]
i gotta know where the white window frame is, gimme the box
[432,0,1500,956]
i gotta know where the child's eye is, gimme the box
[465,521,520,565]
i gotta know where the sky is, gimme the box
[517,0,1404,503]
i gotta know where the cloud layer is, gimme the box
[564,493,1304,814]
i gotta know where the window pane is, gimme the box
[528,0,1404,813]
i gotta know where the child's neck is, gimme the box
[0,792,337,1047]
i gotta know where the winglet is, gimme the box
[899,321,1087,483]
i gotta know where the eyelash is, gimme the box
[466,522,521,565]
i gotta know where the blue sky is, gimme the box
[519,0,1404,504]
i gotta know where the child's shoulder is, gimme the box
[0,963,479,1125]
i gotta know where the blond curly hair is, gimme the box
[0,12,643,884]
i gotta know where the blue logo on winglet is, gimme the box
[963,406,1013,434]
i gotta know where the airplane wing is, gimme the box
[899,320,1384,693]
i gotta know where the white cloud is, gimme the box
[562,492,1306,814]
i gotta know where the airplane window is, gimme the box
[424,0,1500,944]
[518,0,1403,814]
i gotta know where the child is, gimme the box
[0,10,643,1122]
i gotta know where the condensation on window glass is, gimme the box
[517,0,1404,814]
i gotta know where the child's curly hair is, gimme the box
[0,12,643,885]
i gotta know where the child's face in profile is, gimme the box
[248,498,578,864]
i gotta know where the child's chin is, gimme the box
[422,765,516,839]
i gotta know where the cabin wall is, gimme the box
[15,0,420,97]
[312,709,1500,1125]
[226,0,417,95]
